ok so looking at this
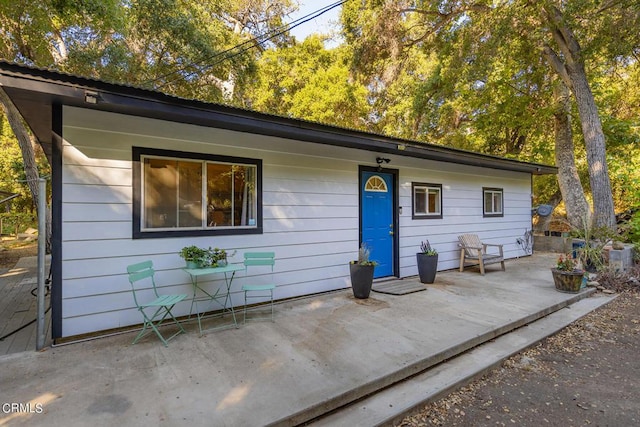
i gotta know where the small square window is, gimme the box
[412,183,442,219]
[483,187,503,217]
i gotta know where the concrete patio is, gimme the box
[0,256,51,356]
[0,253,614,426]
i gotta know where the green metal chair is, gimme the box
[242,252,276,323]
[127,260,188,346]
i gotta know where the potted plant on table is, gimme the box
[208,248,237,267]
[416,240,438,284]
[180,246,237,268]
[349,243,378,299]
[179,245,208,269]
[550,254,585,293]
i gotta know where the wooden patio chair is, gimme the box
[458,234,505,275]
[242,252,276,323]
[127,260,187,346]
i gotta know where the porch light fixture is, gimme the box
[376,157,390,171]
[84,91,100,104]
[376,157,390,165]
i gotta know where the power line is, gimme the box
[150,0,347,91]
[153,0,346,89]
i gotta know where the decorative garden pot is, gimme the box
[350,263,375,299]
[185,260,200,269]
[551,268,584,293]
[416,253,438,284]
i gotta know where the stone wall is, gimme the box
[533,235,573,253]
[607,245,635,273]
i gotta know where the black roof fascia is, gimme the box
[0,61,557,175]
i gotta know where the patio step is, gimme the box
[307,291,614,427]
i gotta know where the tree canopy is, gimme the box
[0,0,639,229]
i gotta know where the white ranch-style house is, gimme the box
[0,62,556,342]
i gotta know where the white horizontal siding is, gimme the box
[58,106,534,338]
[264,217,358,233]
[263,191,355,207]
[62,311,137,337]
[63,182,131,204]
[60,253,352,336]
[63,137,131,168]
[264,205,356,220]
[61,244,355,283]
[63,221,131,241]
[62,203,131,222]
[397,165,532,277]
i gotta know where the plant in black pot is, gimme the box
[416,240,438,284]
[349,243,377,299]
[569,216,616,273]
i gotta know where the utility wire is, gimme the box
[151,0,347,90]
[154,0,346,89]
[0,176,51,184]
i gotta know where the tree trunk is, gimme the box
[569,68,615,229]
[0,87,51,252]
[0,88,40,207]
[541,4,616,230]
[553,80,591,230]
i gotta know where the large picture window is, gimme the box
[412,183,442,219]
[133,148,261,238]
[483,187,503,217]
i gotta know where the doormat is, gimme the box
[372,280,426,295]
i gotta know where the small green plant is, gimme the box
[180,246,236,267]
[207,247,237,266]
[420,240,438,255]
[569,216,618,272]
[209,247,226,264]
[351,243,378,266]
[619,210,640,244]
[0,212,35,236]
[179,245,207,262]
[555,254,580,272]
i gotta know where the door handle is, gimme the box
[389,231,394,236]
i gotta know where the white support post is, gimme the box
[36,178,46,351]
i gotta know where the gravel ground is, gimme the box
[400,288,640,426]
[0,240,37,270]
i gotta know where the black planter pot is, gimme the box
[350,263,375,299]
[416,253,438,284]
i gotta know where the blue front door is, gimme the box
[361,171,394,278]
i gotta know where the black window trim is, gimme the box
[132,146,263,239]
[482,187,504,218]
[412,182,443,220]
